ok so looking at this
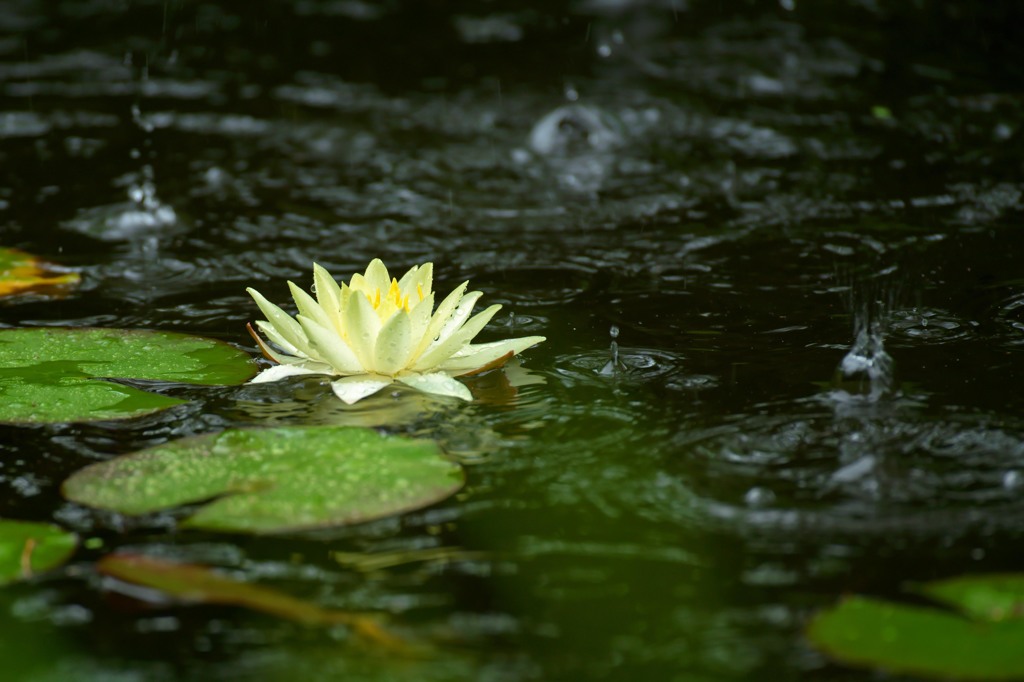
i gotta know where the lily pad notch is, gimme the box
[63,425,466,534]
[0,328,256,423]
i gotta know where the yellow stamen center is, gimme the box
[369,278,414,313]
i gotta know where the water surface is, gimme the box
[3,1,1024,679]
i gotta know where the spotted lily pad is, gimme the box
[0,328,256,423]
[808,576,1024,680]
[97,554,405,647]
[63,426,465,533]
[0,520,77,585]
[0,248,79,298]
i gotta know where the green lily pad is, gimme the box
[0,328,256,423]
[0,247,79,299]
[63,426,465,533]
[97,553,405,647]
[808,580,1024,680]
[919,574,1024,622]
[0,520,77,585]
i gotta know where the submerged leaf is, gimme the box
[97,554,405,648]
[0,520,77,585]
[63,426,465,533]
[0,328,256,423]
[0,247,79,299]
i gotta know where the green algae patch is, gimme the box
[0,520,77,585]
[0,328,256,423]
[63,426,465,533]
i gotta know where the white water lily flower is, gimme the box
[246,259,545,404]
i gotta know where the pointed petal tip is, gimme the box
[330,375,394,404]
[249,363,327,384]
[397,372,473,401]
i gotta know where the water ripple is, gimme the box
[558,348,684,384]
[994,289,1024,346]
[887,307,974,345]
[671,400,1024,540]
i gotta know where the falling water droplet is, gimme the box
[599,325,624,376]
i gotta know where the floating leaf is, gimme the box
[0,247,79,298]
[0,520,77,585]
[97,553,405,648]
[918,574,1024,623]
[0,328,256,423]
[63,426,465,533]
[808,589,1024,679]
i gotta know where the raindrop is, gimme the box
[744,486,776,508]
[1002,469,1022,490]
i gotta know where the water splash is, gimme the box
[523,103,624,194]
[527,104,623,156]
[835,274,899,401]
[63,106,177,242]
[838,326,894,399]
[599,325,626,376]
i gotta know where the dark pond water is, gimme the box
[4,0,1024,679]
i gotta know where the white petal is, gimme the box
[289,281,333,331]
[312,263,342,319]
[344,289,382,369]
[255,320,300,357]
[414,282,467,356]
[373,309,414,375]
[330,375,394,404]
[434,291,483,345]
[250,363,330,384]
[297,315,363,374]
[405,291,434,351]
[413,303,502,371]
[338,281,352,316]
[398,262,433,300]
[439,336,546,374]
[363,258,391,292]
[247,287,315,357]
[397,372,472,401]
